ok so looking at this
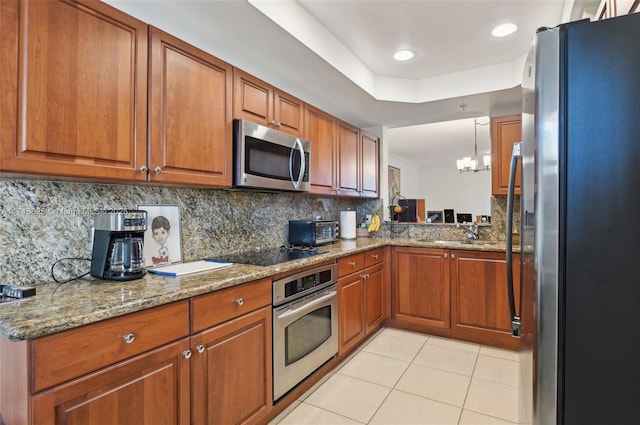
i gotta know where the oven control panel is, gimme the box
[272,263,337,306]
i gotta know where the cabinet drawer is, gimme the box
[192,278,271,332]
[338,253,365,277]
[32,300,190,393]
[364,248,384,267]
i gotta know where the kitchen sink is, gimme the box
[417,239,501,247]
[417,239,466,244]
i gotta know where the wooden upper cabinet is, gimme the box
[0,0,148,181]
[149,27,233,186]
[337,120,360,196]
[360,130,380,198]
[596,0,639,18]
[233,69,304,137]
[491,114,522,196]
[304,104,338,195]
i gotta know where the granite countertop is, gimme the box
[0,238,515,341]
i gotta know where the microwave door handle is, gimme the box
[506,142,522,337]
[289,138,305,190]
[276,290,336,320]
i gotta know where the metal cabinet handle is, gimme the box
[372,254,379,259]
[139,166,148,173]
[276,122,281,127]
[196,345,205,354]
[451,254,456,259]
[154,166,162,174]
[349,261,357,267]
[183,350,192,359]
[235,298,244,306]
[443,253,448,258]
[123,333,135,344]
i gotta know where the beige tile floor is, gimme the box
[271,327,526,425]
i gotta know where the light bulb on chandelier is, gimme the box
[456,116,491,173]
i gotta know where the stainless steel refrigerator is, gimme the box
[506,12,640,425]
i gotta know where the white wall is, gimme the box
[419,164,491,217]
[388,155,491,219]
[388,154,425,200]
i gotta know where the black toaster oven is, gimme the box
[288,220,339,246]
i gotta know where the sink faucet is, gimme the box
[456,222,479,240]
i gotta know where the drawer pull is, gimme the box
[349,261,357,267]
[196,344,205,354]
[183,350,192,359]
[444,253,448,258]
[372,254,379,259]
[123,333,135,344]
[235,297,244,306]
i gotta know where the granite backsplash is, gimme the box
[0,179,380,286]
[1,179,518,286]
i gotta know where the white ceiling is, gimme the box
[105,0,599,165]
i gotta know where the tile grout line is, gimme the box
[456,347,480,425]
[363,334,431,424]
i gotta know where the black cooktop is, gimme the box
[208,245,329,267]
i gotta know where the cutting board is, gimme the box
[147,260,232,277]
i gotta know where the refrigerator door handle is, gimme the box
[506,142,522,337]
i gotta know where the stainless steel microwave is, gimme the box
[233,119,311,192]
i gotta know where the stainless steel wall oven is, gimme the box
[272,263,338,401]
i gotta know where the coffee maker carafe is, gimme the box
[91,210,147,281]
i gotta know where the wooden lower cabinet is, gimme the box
[450,250,521,350]
[364,263,385,335]
[391,247,450,329]
[32,338,191,425]
[338,249,385,355]
[338,272,365,354]
[391,246,521,350]
[0,282,273,425]
[191,306,272,425]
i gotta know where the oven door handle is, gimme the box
[276,290,337,320]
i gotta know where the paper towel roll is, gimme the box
[340,210,356,239]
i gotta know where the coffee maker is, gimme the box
[91,210,147,281]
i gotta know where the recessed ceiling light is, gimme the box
[491,23,518,37]
[393,49,415,61]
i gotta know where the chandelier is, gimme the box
[456,117,491,173]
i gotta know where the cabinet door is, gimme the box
[0,0,148,181]
[233,69,273,128]
[338,273,365,355]
[491,115,522,196]
[304,105,337,195]
[274,89,304,137]
[360,130,380,198]
[32,338,191,425]
[336,120,360,196]
[192,306,272,425]
[364,263,385,335]
[149,27,233,186]
[450,250,521,350]
[392,247,450,329]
